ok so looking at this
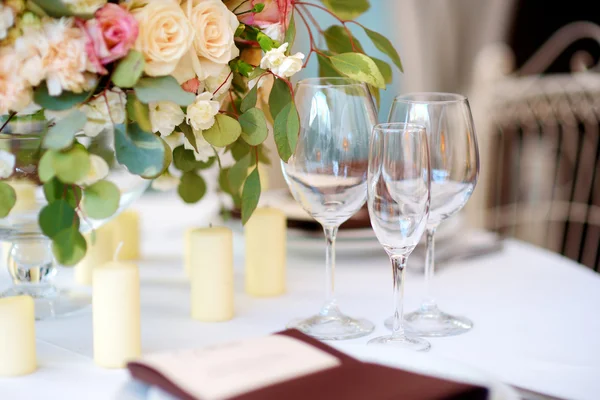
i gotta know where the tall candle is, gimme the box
[0,296,36,376]
[245,208,286,297]
[189,227,234,322]
[75,224,115,286]
[112,210,140,261]
[93,262,141,368]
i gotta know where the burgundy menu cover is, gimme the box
[127,329,488,400]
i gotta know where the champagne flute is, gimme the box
[367,123,431,350]
[282,77,377,340]
[388,93,479,337]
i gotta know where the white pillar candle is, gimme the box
[245,208,286,297]
[112,211,140,261]
[75,224,115,286]
[189,227,234,322]
[93,262,141,369]
[0,296,36,376]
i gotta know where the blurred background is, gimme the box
[264,0,599,270]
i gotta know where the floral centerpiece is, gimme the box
[0,0,401,265]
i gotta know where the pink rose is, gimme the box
[81,4,139,74]
[240,0,293,31]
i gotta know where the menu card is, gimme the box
[127,329,488,400]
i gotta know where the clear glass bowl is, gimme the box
[0,122,150,319]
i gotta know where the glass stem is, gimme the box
[422,227,438,311]
[321,225,340,317]
[391,254,408,338]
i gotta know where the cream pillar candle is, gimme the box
[189,227,234,321]
[93,262,141,369]
[75,224,115,286]
[0,296,36,376]
[112,211,140,261]
[9,181,38,213]
[245,208,286,297]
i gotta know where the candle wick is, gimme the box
[114,241,124,262]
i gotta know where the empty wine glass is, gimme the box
[367,123,431,350]
[388,92,479,337]
[282,77,377,340]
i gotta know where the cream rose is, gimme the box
[178,0,239,80]
[133,0,195,77]
[186,92,220,132]
[260,43,305,78]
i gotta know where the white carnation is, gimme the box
[205,65,233,101]
[260,43,305,78]
[149,101,185,136]
[0,150,16,179]
[186,92,219,132]
[163,131,184,151]
[184,130,214,163]
[151,173,179,192]
[77,154,109,186]
[0,5,14,41]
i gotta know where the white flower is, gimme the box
[62,0,106,14]
[184,130,214,162]
[77,154,109,186]
[263,23,284,43]
[186,92,219,132]
[80,89,126,137]
[260,43,305,78]
[151,173,179,191]
[0,150,16,179]
[205,65,233,101]
[163,131,184,151]
[149,101,185,136]
[0,5,15,41]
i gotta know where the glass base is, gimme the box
[368,334,431,351]
[287,313,374,340]
[398,306,473,337]
[1,285,91,320]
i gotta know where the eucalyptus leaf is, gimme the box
[372,58,393,84]
[202,114,242,147]
[178,171,207,203]
[330,53,386,89]
[196,157,216,170]
[52,226,87,266]
[83,180,120,220]
[134,76,195,106]
[43,178,82,208]
[52,147,91,184]
[38,150,56,182]
[114,123,170,179]
[43,109,87,150]
[33,83,91,111]
[257,144,272,165]
[362,26,404,72]
[322,0,370,20]
[231,140,251,161]
[0,182,16,218]
[241,167,261,225]
[112,50,145,88]
[257,32,278,52]
[126,93,153,133]
[273,102,299,162]
[31,0,93,18]
[284,14,296,53]
[240,85,258,113]
[173,145,198,172]
[269,78,292,120]
[39,199,77,238]
[228,153,252,195]
[248,67,267,81]
[178,123,197,152]
[324,25,364,54]
[239,108,268,146]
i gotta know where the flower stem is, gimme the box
[294,1,358,52]
[0,112,17,134]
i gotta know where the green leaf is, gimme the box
[52,147,91,184]
[126,93,152,133]
[228,153,252,195]
[83,180,120,220]
[39,199,77,239]
[178,171,207,203]
[257,144,272,165]
[372,58,393,84]
[257,32,278,52]
[329,53,385,89]
[112,50,145,88]
[273,102,299,162]
[235,23,245,37]
[231,140,251,161]
[322,0,370,20]
[369,85,381,109]
[33,83,91,111]
[52,226,87,266]
[178,123,197,152]
[230,59,255,77]
[43,110,87,150]
[318,53,342,77]
[269,78,292,120]
[241,167,261,225]
[38,151,56,182]
[239,108,268,146]
[252,3,265,12]
[173,145,198,172]
[202,114,242,147]
[240,85,258,113]
[324,25,364,54]
[284,14,296,52]
[0,182,16,218]
[114,123,170,179]
[134,76,195,106]
[196,157,216,170]
[248,67,267,80]
[31,0,94,18]
[362,27,403,72]
[43,178,82,208]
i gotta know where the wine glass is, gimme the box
[387,92,479,336]
[281,77,377,340]
[367,123,431,350]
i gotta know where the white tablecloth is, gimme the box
[1,193,599,400]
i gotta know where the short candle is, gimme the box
[0,296,37,377]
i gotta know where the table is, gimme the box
[1,193,599,400]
